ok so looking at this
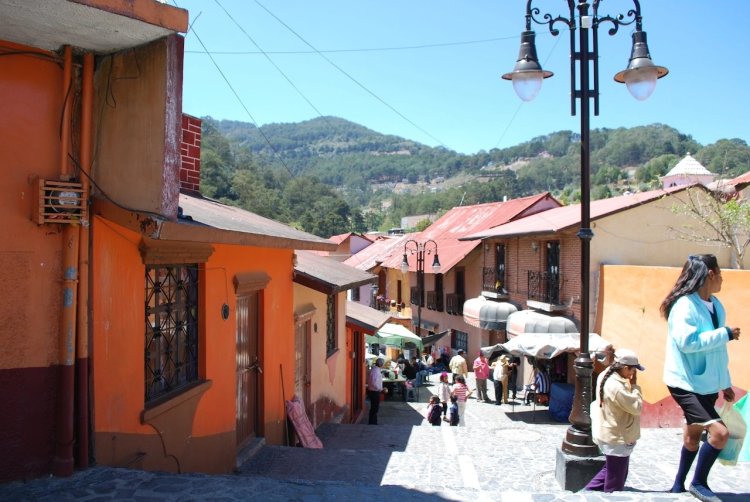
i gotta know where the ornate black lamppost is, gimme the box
[401,239,440,338]
[503,0,667,488]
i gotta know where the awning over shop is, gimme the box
[421,329,451,346]
[506,310,577,338]
[346,301,390,332]
[463,296,517,330]
[501,332,612,359]
[365,323,424,351]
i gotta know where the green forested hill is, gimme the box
[198,116,750,237]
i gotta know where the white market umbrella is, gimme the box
[502,332,612,359]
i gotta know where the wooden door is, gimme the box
[236,292,260,447]
[294,319,311,407]
[546,241,561,304]
[351,330,364,418]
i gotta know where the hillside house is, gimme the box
[0,0,335,481]
[292,251,376,427]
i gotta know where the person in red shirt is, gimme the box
[473,352,492,403]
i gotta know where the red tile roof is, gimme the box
[383,192,560,273]
[461,186,691,240]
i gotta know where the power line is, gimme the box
[253,0,449,149]
[172,0,296,178]
[213,0,334,129]
[184,34,522,55]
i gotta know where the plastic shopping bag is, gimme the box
[734,394,750,463]
[717,400,747,466]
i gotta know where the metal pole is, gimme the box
[562,0,597,457]
[416,248,423,339]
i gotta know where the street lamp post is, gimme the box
[401,239,440,339]
[503,0,667,483]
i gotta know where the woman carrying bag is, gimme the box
[584,348,644,493]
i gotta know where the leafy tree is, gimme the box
[695,139,750,178]
[414,219,433,232]
[667,187,750,269]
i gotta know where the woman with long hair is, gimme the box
[661,254,741,501]
[585,348,644,493]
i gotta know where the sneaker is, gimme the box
[689,484,721,502]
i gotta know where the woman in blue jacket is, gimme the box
[660,254,741,501]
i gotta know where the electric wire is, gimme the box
[253,0,449,149]
[68,152,167,220]
[213,0,335,130]
[183,33,522,55]
[172,0,297,179]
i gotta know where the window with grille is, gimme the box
[145,264,199,403]
[326,294,337,357]
[452,330,468,353]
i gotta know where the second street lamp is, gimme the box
[503,0,667,489]
[401,239,440,340]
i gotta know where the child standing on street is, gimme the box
[426,395,442,426]
[451,375,472,427]
[448,396,459,426]
[584,348,644,493]
[437,372,451,418]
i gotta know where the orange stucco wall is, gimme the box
[293,285,349,427]
[598,265,749,426]
[0,42,72,481]
[0,43,66,370]
[91,216,296,472]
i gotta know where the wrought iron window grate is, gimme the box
[145,264,199,402]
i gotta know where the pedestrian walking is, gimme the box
[449,349,468,384]
[491,354,509,405]
[367,358,387,425]
[473,351,492,403]
[507,356,520,401]
[437,372,451,418]
[660,254,741,502]
[451,375,472,427]
[584,348,644,493]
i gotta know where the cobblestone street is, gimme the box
[2,377,748,501]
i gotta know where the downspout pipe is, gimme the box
[52,45,79,477]
[75,51,94,469]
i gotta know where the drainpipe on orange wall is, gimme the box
[75,51,94,470]
[52,45,78,477]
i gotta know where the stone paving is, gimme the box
[1,376,749,501]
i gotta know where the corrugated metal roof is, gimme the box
[343,234,412,271]
[384,192,559,273]
[328,232,374,245]
[157,194,336,250]
[346,301,391,332]
[294,251,376,294]
[731,170,750,189]
[461,186,691,240]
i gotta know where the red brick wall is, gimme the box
[180,114,201,194]
[494,234,583,321]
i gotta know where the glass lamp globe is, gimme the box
[512,71,545,102]
[623,67,659,101]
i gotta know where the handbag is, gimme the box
[717,401,747,466]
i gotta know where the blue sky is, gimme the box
[175,1,750,155]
